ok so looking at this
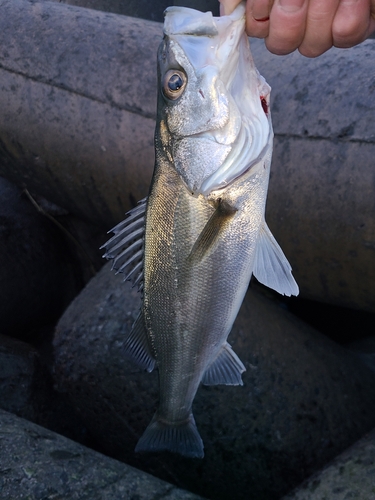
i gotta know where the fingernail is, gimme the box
[252,0,271,22]
[279,0,305,12]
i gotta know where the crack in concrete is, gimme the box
[275,132,375,145]
[0,63,157,121]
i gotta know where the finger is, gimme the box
[245,0,274,38]
[219,0,242,16]
[265,0,308,55]
[333,0,374,47]
[298,0,341,57]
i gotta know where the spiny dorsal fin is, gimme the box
[201,342,245,386]
[253,221,299,297]
[101,197,147,291]
[123,311,155,372]
[188,199,237,263]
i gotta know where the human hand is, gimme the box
[219,0,375,57]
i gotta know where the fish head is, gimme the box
[157,2,273,197]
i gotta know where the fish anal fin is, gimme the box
[124,311,155,372]
[188,199,237,263]
[135,413,204,459]
[202,342,245,386]
[253,221,299,297]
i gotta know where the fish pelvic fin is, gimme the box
[123,311,155,372]
[187,199,237,263]
[135,414,204,459]
[100,197,147,292]
[202,342,245,386]
[253,221,299,297]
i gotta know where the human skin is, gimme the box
[219,0,375,57]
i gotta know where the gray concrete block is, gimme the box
[250,39,375,312]
[0,408,204,499]
[0,0,158,227]
[283,427,375,500]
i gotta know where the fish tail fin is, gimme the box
[135,414,204,458]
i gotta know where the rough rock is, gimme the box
[0,408,204,500]
[53,262,375,500]
[0,1,374,311]
[0,177,83,338]
[282,427,375,499]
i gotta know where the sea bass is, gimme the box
[102,2,298,459]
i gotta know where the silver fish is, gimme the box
[102,2,298,459]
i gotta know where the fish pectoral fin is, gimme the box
[253,221,299,297]
[123,311,155,372]
[135,413,204,459]
[188,199,237,263]
[202,342,245,386]
[100,197,147,291]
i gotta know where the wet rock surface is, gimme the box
[0,408,204,500]
[283,428,375,500]
[53,262,375,500]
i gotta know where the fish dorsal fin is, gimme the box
[201,342,245,386]
[101,197,147,291]
[123,311,155,373]
[188,199,237,263]
[253,221,299,297]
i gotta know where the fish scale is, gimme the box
[102,2,298,458]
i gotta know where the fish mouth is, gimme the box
[164,3,246,38]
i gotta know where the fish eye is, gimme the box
[163,69,187,100]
